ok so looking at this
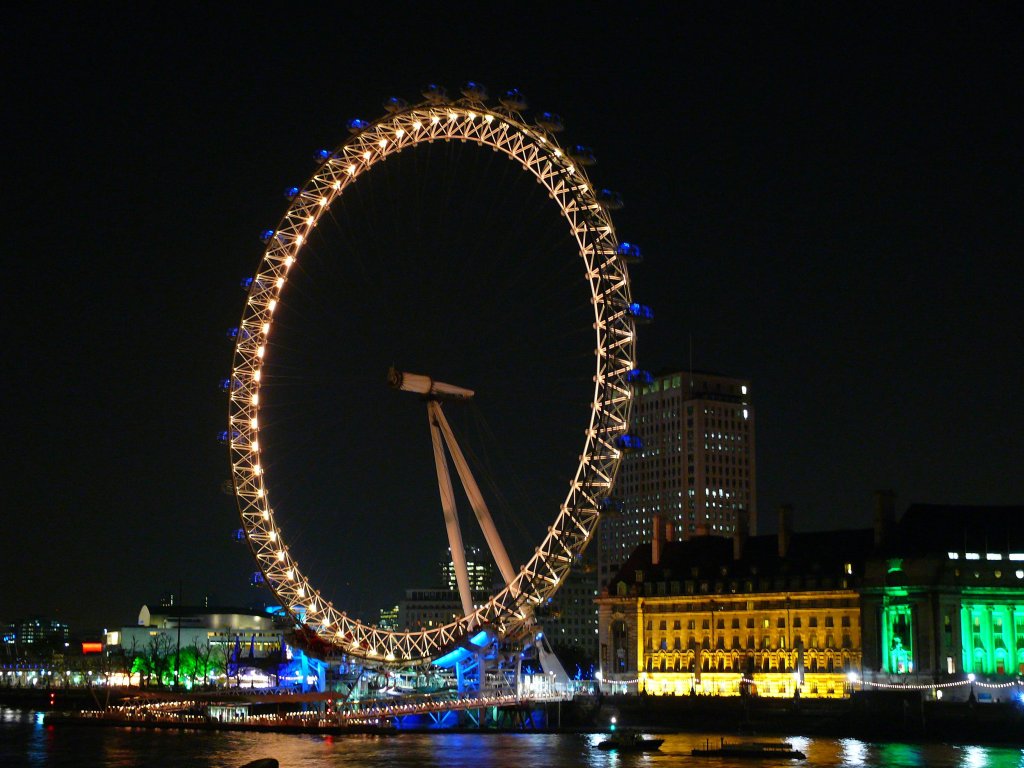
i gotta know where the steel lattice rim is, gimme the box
[228,97,636,663]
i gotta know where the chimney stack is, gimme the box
[733,508,749,561]
[652,514,665,566]
[778,504,793,558]
[873,490,896,547]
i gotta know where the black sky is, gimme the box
[4,4,1022,633]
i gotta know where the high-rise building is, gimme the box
[598,369,756,584]
[440,545,496,594]
[537,553,600,662]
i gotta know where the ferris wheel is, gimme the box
[226,83,646,664]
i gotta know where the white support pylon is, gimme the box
[431,404,519,593]
[428,401,476,622]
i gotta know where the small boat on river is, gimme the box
[692,738,806,759]
[596,729,664,751]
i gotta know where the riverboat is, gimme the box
[692,738,806,759]
[596,730,665,751]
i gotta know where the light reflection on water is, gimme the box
[2,709,1023,768]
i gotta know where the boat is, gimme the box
[596,729,665,751]
[692,738,806,759]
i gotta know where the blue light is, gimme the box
[217,430,240,444]
[240,277,254,290]
[250,571,265,586]
[314,148,332,162]
[226,327,239,339]
[537,112,564,131]
[627,303,654,321]
[347,119,370,134]
[567,145,596,166]
[597,188,624,209]
[422,83,447,102]
[233,528,245,542]
[616,242,643,262]
[284,186,300,200]
[500,88,527,110]
[460,81,488,102]
[615,434,644,451]
[626,368,653,385]
[259,229,275,243]
[432,646,473,668]
[469,630,490,647]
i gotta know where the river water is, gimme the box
[3,709,1022,768]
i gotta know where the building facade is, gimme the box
[599,370,755,587]
[114,604,284,662]
[597,513,871,698]
[860,503,1024,684]
[598,500,1024,700]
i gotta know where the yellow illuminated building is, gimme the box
[597,511,872,699]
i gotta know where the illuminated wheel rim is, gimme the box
[228,94,636,663]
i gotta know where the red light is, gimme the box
[81,642,103,654]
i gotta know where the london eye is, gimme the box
[226,83,643,663]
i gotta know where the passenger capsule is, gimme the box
[461,81,488,102]
[240,277,254,290]
[284,186,300,200]
[596,188,624,210]
[616,242,643,263]
[347,118,370,134]
[536,112,564,132]
[383,96,407,113]
[314,148,332,163]
[219,377,241,393]
[233,528,246,542]
[226,327,240,340]
[567,145,597,165]
[422,83,448,103]
[626,368,654,385]
[627,302,654,323]
[259,229,275,243]
[220,479,235,496]
[217,430,240,445]
[250,571,266,586]
[499,88,528,111]
[614,434,644,451]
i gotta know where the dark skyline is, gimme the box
[5,6,1022,632]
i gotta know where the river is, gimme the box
[3,708,1022,767]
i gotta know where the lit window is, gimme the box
[965,553,980,560]
[947,552,959,560]
[986,553,1003,561]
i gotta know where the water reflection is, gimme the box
[841,737,868,766]
[1,716,1023,768]
[961,744,989,768]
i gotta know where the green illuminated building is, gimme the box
[861,501,1024,686]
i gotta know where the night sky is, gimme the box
[5,6,1022,634]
